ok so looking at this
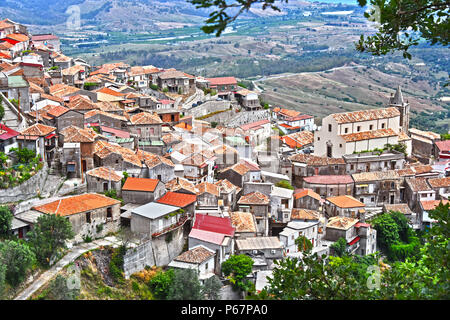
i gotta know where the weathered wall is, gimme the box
[123,226,185,278]
[225,110,269,128]
[0,162,48,203]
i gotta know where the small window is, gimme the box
[334,165,338,170]
[381,123,385,129]
[357,126,361,132]
[360,198,364,203]
[328,124,332,132]
[205,263,208,270]
[339,144,343,148]
[317,137,320,141]
[344,128,348,134]
[371,197,375,202]
[369,124,373,130]
[107,207,112,219]
[86,212,91,223]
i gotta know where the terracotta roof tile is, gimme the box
[165,177,198,194]
[130,112,163,125]
[427,177,450,188]
[174,246,214,264]
[238,191,269,205]
[206,77,237,86]
[406,177,432,192]
[304,175,353,185]
[341,128,398,142]
[326,195,365,208]
[86,167,122,182]
[352,170,399,182]
[293,188,321,201]
[332,107,400,124]
[326,216,359,230]
[230,211,256,233]
[122,177,160,192]
[33,193,120,217]
[61,126,98,143]
[196,182,219,197]
[157,191,196,207]
[291,208,320,220]
[20,123,56,137]
[420,200,449,211]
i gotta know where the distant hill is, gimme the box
[0,0,215,32]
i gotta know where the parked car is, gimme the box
[192,103,198,107]
[197,101,203,105]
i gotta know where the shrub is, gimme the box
[109,245,126,282]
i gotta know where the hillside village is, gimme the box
[0,18,449,299]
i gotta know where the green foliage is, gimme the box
[149,84,159,90]
[0,206,13,238]
[371,213,400,251]
[96,223,104,233]
[109,245,126,282]
[195,108,229,120]
[49,66,59,70]
[0,240,35,287]
[10,147,37,164]
[27,214,74,267]
[356,0,449,60]
[167,268,204,300]
[83,235,92,243]
[295,235,313,252]
[83,82,98,90]
[0,262,6,299]
[441,133,450,140]
[121,171,128,186]
[221,254,254,292]
[211,121,218,128]
[148,268,175,300]
[275,180,294,190]
[202,275,222,300]
[330,237,347,257]
[46,274,79,300]
[162,88,169,93]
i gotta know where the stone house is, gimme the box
[293,188,322,210]
[409,128,441,164]
[86,166,122,195]
[352,170,401,207]
[235,89,260,111]
[62,65,85,87]
[343,150,405,174]
[122,177,166,204]
[404,177,436,212]
[325,216,360,254]
[60,126,105,175]
[215,179,241,212]
[218,160,262,188]
[33,193,121,244]
[128,112,163,142]
[235,236,284,262]
[168,245,216,283]
[324,195,366,220]
[289,154,346,186]
[419,200,449,230]
[17,123,57,165]
[427,177,450,200]
[85,110,128,130]
[195,182,220,212]
[205,76,237,100]
[434,140,450,162]
[188,214,235,271]
[165,177,198,195]
[229,211,257,239]
[302,175,354,198]
[237,191,270,236]
[182,151,215,184]
[136,149,175,183]
[212,144,239,170]
[157,70,193,94]
[93,140,143,176]
[34,105,84,132]
[156,191,197,218]
[270,186,294,223]
[31,34,61,52]
[130,202,183,238]
[0,74,31,113]
[240,120,271,146]
[279,220,320,254]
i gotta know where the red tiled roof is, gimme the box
[122,177,160,192]
[193,213,235,237]
[303,175,353,185]
[97,87,126,97]
[31,34,59,41]
[293,188,321,201]
[189,228,225,245]
[435,140,450,152]
[240,119,270,131]
[0,123,19,140]
[420,200,449,211]
[86,167,122,182]
[100,126,130,138]
[206,77,237,86]
[157,192,197,207]
[326,195,365,208]
[33,193,120,217]
[348,236,360,246]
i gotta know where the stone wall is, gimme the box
[225,110,270,128]
[186,100,231,119]
[0,162,48,203]
[123,225,185,278]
